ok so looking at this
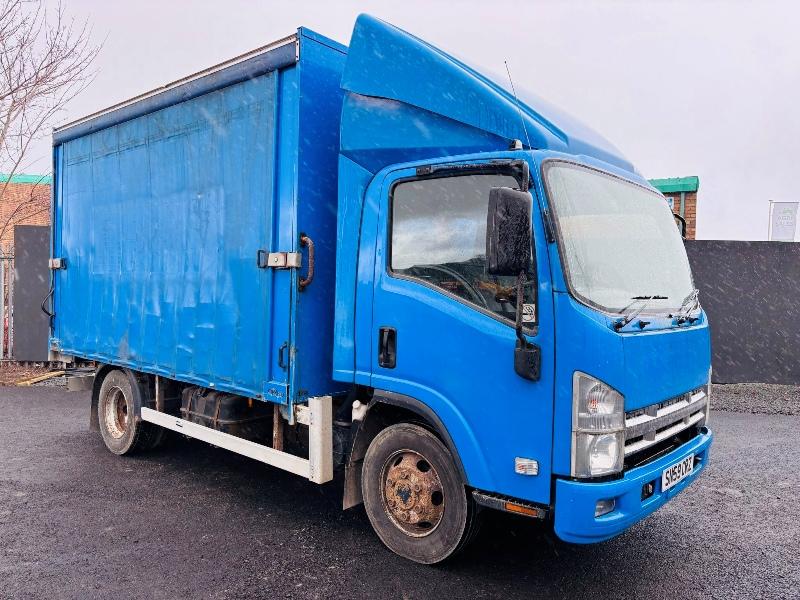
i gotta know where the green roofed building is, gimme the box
[649,176,699,239]
[0,173,52,249]
[0,173,52,185]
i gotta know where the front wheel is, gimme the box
[361,423,478,564]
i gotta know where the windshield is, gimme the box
[544,161,694,314]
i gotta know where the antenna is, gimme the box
[504,60,532,150]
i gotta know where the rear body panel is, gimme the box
[51,30,348,405]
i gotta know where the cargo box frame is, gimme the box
[50,28,349,413]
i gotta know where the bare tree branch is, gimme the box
[0,0,100,242]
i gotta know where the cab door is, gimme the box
[368,164,556,504]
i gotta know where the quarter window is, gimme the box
[390,173,535,324]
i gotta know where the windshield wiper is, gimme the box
[614,295,668,331]
[671,288,700,324]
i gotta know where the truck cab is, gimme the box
[332,15,712,560]
[343,149,711,546]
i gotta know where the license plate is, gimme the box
[661,454,694,491]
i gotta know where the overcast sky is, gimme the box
[29,0,800,240]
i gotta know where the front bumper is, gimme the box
[553,427,712,544]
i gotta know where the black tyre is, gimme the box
[362,423,478,564]
[96,370,161,455]
[143,423,167,451]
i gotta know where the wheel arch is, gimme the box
[343,389,469,509]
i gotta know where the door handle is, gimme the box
[298,233,314,290]
[378,327,397,369]
[278,342,288,370]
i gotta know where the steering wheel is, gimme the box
[418,264,490,309]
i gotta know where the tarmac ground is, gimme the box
[1,385,798,599]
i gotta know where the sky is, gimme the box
[27,0,800,240]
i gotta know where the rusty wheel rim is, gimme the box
[102,387,129,439]
[380,449,445,537]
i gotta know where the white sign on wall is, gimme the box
[768,201,799,242]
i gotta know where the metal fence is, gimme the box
[11,225,50,361]
[686,240,800,385]
[1,245,13,359]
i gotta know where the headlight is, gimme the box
[572,372,625,478]
[703,367,712,426]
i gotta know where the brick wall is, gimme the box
[0,179,51,252]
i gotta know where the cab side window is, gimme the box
[390,173,536,324]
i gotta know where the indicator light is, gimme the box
[514,457,539,476]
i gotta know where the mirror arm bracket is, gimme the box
[513,271,541,382]
[515,271,527,346]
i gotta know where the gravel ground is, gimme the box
[712,383,800,415]
[0,364,53,386]
[1,386,798,600]
[31,374,66,387]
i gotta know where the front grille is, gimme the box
[624,387,707,458]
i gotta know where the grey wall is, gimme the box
[12,225,50,361]
[6,228,797,380]
[686,240,800,385]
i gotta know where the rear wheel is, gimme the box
[97,370,161,455]
[362,423,478,564]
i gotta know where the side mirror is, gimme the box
[673,213,687,238]
[486,186,540,382]
[486,187,532,275]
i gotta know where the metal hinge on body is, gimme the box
[257,250,301,269]
[49,257,66,270]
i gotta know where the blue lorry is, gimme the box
[48,15,712,563]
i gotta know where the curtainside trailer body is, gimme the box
[51,29,347,407]
[49,14,713,564]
